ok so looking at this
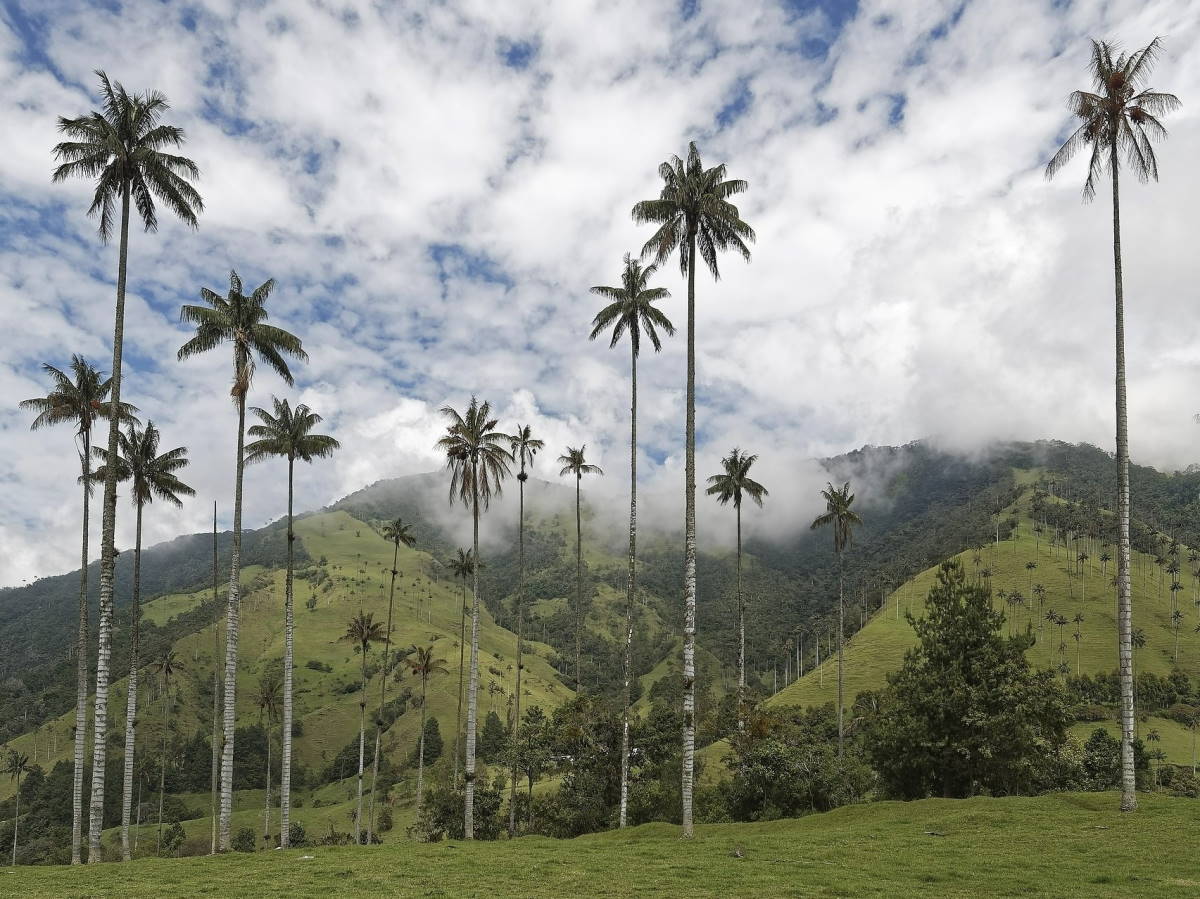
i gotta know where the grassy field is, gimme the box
[8,793,1197,897]
[768,476,1200,744]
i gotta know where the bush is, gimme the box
[415,779,504,841]
[231,827,257,853]
[378,807,393,833]
[160,821,185,855]
[305,660,333,673]
[287,822,308,847]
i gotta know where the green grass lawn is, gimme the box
[9,793,1199,897]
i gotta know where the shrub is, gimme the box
[160,821,186,854]
[231,827,256,853]
[288,822,308,847]
[305,660,333,673]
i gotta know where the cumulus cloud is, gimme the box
[1,0,1198,587]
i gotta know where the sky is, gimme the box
[0,0,1197,588]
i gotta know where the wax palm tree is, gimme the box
[406,646,450,811]
[53,73,201,861]
[151,648,183,856]
[178,271,306,849]
[811,481,862,758]
[435,398,511,839]
[19,355,133,864]
[365,518,415,841]
[588,253,674,827]
[251,672,282,846]
[1172,609,1185,663]
[243,397,337,846]
[341,612,385,844]
[92,421,193,861]
[447,548,482,789]
[505,424,543,835]
[706,449,768,735]
[634,140,754,838]
[558,446,604,692]
[7,750,31,866]
[1026,560,1038,598]
[1046,35,1179,813]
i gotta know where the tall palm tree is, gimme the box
[1046,36,1179,813]
[633,141,753,838]
[557,446,603,692]
[341,612,385,844]
[366,518,416,841]
[253,672,282,847]
[447,548,479,788]
[151,648,183,856]
[589,253,674,828]
[811,481,862,758]
[506,424,543,836]
[53,73,201,861]
[92,421,193,861]
[6,750,31,867]
[243,396,338,847]
[178,271,306,849]
[706,448,768,735]
[19,356,132,864]
[435,397,511,839]
[405,645,450,812]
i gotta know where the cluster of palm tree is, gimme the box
[9,32,1181,857]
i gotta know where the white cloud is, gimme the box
[1,0,1198,587]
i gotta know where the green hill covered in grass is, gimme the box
[7,792,1196,897]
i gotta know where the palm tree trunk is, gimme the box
[263,725,272,845]
[219,392,248,850]
[355,647,367,843]
[575,473,583,692]
[119,502,144,860]
[454,582,465,787]
[89,179,132,863]
[1111,149,1137,813]
[71,429,91,866]
[509,471,527,837]
[156,728,166,856]
[209,503,220,856]
[464,463,482,839]
[11,772,20,866]
[281,462,295,848]
[619,347,638,828]
[416,675,427,811]
[681,229,698,839]
[837,551,845,759]
[368,537,400,843]
[736,501,744,734]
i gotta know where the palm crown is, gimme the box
[343,612,386,654]
[178,271,307,400]
[92,421,194,509]
[244,396,340,465]
[811,481,862,554]
[52,70,202,241]
[558,445,603,481]
[508,424,545,483]
[588,254,676,356]
[448,548,480,581]
[255,674,282,723]
[1046,37,1181,200]
[706,448,768,509]
[406,645,450,680]
[382,518,417,550]
[20,355,137,438]
[633,141,755,277]
[436,397,512,510]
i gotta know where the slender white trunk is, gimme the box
[453,582,465,787]
[681,230,697,838]
[281,463,295,847]
[89,181,132,862]
[11,772,20,866]
[509,470,527,837]
[416,676,427,811]
[837,551,845,758]
[736,502,744,734]
[71,429,91,865]
[1111,152,1137,812]
[354,648,367,843]
[263,726,272,845]
[464,465,481,839]
[575,474,583,692]
[119,503,144,860]
[209,503,220,855]
[619,347,638,828]
[368,536,400,843]
[219,392,248,850]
